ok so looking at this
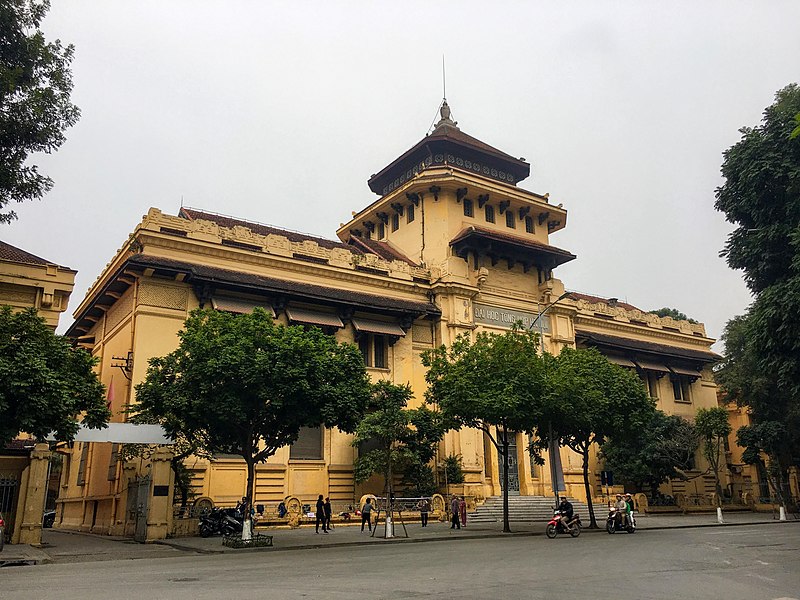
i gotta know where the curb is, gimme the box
[154,519,798,555]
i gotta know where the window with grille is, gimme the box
[506,210,515,229]
[485,205,495,223]
[463,199,474,217]
[525,216,534,233]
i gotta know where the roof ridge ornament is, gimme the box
[433,99,459,131]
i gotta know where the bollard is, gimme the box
[716,507,725,524]
[385,516,394,539]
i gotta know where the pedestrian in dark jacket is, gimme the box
[450,496,461,529]
[315,495,328,533]
[324,497,333,530]
[361,497,375,532]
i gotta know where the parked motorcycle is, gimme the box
[545,510,582,538]
[606,507,635,534]
[199,507,244,538]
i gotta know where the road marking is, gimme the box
[748,573,776,583]
[757,560,770,565]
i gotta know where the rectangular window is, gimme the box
[647,374,660,400]
[107,443,120,481]
[485,205,495,223]
[672,376,691,402]
[407,204,415,223]
[463,199,474,218]
[391,213,399,232]
[506,210,515,229]
[359,334,388,368]
[377,222,385,239]
[525,215,534,233]
[77,443,89,486]
[290,427,323,460]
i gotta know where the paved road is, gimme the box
[2,525,798,599]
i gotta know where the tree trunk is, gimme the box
[582,445,597,529]
[244,458,255,539]
[170,458,188,511]
[501,425,510,533]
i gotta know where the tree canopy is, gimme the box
[352,381,446,499]
[0,306,108,444]
[422,326,548,532]
[540,347,654,527]
[1,0,81,223]
[694,406,732,506]
[601,411,698,495]
[714,84,800,497]
[133,308,372,522]
[648,307,697,324]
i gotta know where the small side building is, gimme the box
[0,240,76,546]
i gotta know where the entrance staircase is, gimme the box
[467,495,590,524]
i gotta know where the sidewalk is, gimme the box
[1,511,795,567]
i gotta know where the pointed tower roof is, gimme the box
[367,101,531,196]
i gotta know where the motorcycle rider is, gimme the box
[613,494,628,529]
[558,496,574,531]
[624,493,635,528]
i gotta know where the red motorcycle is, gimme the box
[545,510,581,538]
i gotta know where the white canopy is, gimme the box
[47,423,174,444]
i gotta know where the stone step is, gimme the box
[466,496,590,523]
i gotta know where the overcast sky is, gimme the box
[3,1,799,346]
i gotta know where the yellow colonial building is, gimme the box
[59,103,721,534]
[0,240,76,546]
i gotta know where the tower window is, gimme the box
[506,211,515,229]
[485,205,495,223]
[525,216,534,233]
[463,198,474,218]
[391,213,399,232]
[407,204,415,223]
[377,222,385,239]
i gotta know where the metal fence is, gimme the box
[1,474,19,541]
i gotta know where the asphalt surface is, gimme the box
[1,522,798,599]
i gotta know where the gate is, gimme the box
[129,475,150,543]
[498,440,520,495]
[0,474,19,542]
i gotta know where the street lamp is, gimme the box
[529,291,573,509]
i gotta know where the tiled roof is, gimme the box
[128,254,439,315]
[569,292,642,313]
[575,330,719,363]
[0,240,54,266]
[179,208,359,253]
[347,236,418,266]
[450,225,576,260]
[427,121,523,164]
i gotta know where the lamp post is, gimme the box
[530,291,572,509]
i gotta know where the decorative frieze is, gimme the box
[570,297,706,337]
[137,208,430,282]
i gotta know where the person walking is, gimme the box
[416,497,430,527]
[361,497,375,532]
[315,494,328,534]
[324,497,333,531]
[450,496,461,529]
[459,496,467,528]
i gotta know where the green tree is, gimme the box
[540,347,654,528]
[648,307,697,323]
[1,0,81,223]
[0,306,109,444]
[601,411,698,496]
[694,406,732,506]
[422,327,547,532]
[714,84,800,498]
[352,381,446,500]
[133,308,371,532]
